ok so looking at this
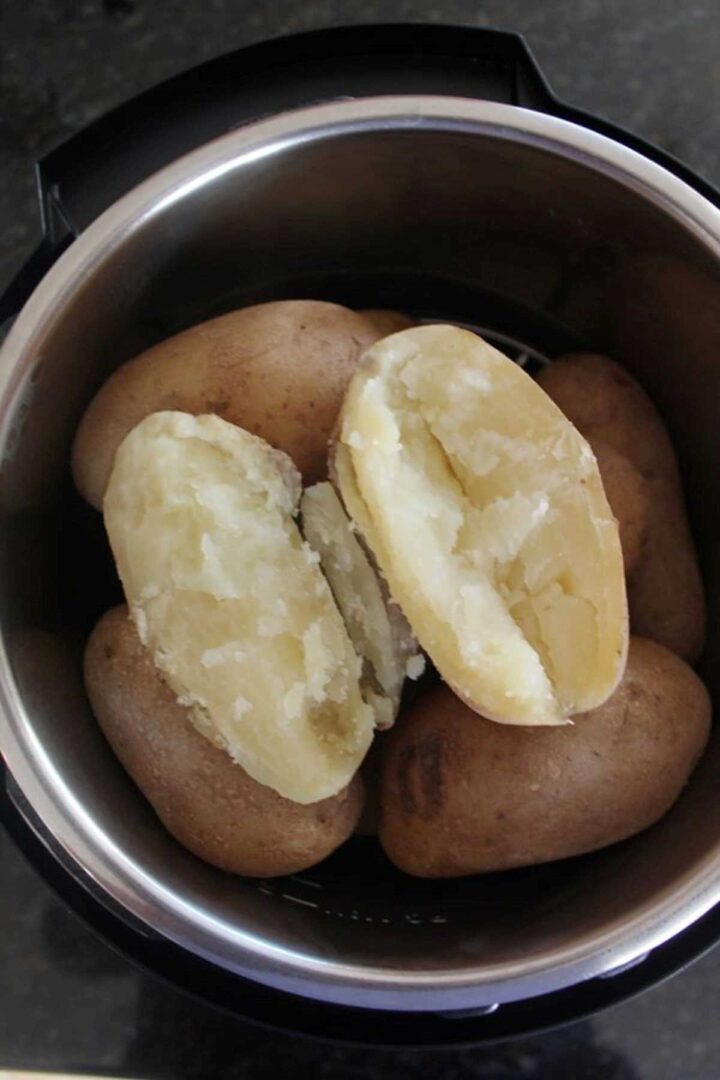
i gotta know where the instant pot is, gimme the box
[1,25,720,1046]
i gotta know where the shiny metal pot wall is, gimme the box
[1,97,720,1013]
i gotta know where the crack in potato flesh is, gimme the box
[104,411,374,803]
[334,326,628,725]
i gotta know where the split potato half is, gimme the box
[104,410,375,803]
[334,325,628,726]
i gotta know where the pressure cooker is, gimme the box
[1,24,719,1046]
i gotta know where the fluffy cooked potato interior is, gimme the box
[104,411,374,803]
[335,326,627,725]
[301,482,422,729]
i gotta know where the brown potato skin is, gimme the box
[379,638,710,878]
[72,301,379,509]
[537,354,706,661]
[589,437,648,575]
[358,309,417,338]
[84,606,364,877]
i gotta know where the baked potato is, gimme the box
[85,606,364,876]
[379,637,711,877]
[333,324,628,727]
[103,411,374,804]
[588,437,649,575]
[72,300,379,509]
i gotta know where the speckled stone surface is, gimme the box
[2,2,720,1077]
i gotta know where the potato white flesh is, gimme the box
[104,411,374,803]
[334,326,628,725]
[301,482,423,729]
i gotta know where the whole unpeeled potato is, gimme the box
[589,438,648,575]
[379,637,710,877]
[72,300,379,509]
[537,354,706,661]
[85,607,364,877]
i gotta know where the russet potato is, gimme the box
[72,300,379,509]
[589,437,649,575]
[379,637,711,877]
[85,607,363,877]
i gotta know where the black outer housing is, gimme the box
[1,23,720,1047]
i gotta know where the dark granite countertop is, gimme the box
[2,2,720,1077]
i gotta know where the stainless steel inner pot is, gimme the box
[1,97,719,1013]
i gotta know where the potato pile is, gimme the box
[75,301,711,879]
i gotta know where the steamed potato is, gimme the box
[300,481,422,729]
[104,411,374,804]
[358,309,417,337]
[380,637,711,877]
[85,607,363,876]
[72,300,379,509]
[333,325,628,727]
[589,438,649,574]
[537,354,706,661]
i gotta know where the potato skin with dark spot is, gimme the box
[379,638,710,877]
[397,732,445,818]
[72,301,379,509]
[84,606,364,877]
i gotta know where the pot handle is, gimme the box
[0,25,550,324]
[2,24,717,325]
[31,26,557,235]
